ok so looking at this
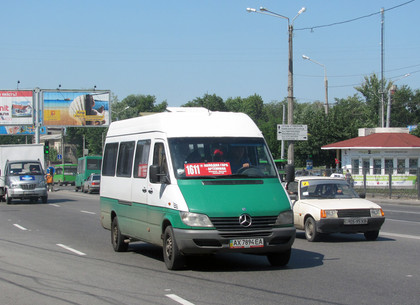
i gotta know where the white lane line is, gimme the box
[80,210,96,215]
[381,232,420,240]
[13,224,28,231]
[56,244,86,256]
[386,219,420,224]
[49,204,60,207]
[166,294,195,305]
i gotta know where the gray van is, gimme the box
[3,160,48,204]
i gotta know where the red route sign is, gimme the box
[184,162,232,177]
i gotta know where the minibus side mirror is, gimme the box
[149,165,171,184]
[359,193,366,199]
[285,164,295,183]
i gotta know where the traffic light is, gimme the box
[44,141,50,154]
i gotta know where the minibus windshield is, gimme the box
[168,137,278,179]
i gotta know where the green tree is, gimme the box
[184,93,226,111]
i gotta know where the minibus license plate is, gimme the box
[230,238,264,248]
[344,218,368,225]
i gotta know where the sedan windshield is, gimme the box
[168,137,277,179]
[300,179,359,199]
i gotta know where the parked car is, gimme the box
[83,174,101,194]
[286,177,385,242]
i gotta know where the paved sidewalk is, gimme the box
[367,195,420,206]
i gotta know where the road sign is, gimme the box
[277,124,308,141]
[57,154,62,160]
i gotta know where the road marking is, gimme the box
[385,209,420,215]
[386,219,420,224]
[380,232,420,240]
[56,244,86,256]
[49,204,60,207]
[166,294,195,305]
[13,224,28,231]
[81,210,96,215]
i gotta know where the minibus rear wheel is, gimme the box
[163,226,185,270]
[111,217,128,252]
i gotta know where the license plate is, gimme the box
[344,218,368,225]
[229,238,264,249]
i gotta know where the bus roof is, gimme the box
[106,109,263,139]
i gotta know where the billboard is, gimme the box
[43,90,110,126]
[0,90,34,125]
[0,125,47,135]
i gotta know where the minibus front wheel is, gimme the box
[111,216,128,252]
[163,226,185,270]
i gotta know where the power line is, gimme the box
[295,0,415,31]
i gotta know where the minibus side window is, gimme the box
[133,140,151,178]
[117,141,135,177]
[102,143,119,176]
[152,143,169,183]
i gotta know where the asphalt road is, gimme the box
[0,190,419,305]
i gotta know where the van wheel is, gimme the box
[163,226,185,270]
[364,230,379,241]
[5,191,12,204]
[41,196,48,203]
[305,217,319,242]
[111,217,128,252]
[267,249,291,267]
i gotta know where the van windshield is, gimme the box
[8,162,43,176]
[168,137,278,179]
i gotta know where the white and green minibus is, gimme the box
[100,108,295,270]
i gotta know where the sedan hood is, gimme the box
[297,198,382,210]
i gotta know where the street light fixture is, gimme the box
[246,6,306,165]
[302,54,329,115]
[386,73,410,128]
[113,105,130,121]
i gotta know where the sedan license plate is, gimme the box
[229,238,264,249]
[344,218,368,225]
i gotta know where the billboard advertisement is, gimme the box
[0,90,34,125]
[0,125,47,135]
[43,90,110,126]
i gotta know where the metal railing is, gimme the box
[298,167,420,200]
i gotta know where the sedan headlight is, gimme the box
[370,208,384,217]
[321,209,338,218]
[180,212,213,227]
[275,210,293,225]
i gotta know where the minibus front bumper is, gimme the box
[173,227,296,255]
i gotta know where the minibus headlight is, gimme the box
[370,208,384,217]
[180,212,213,227]
[39,180,46,187]
[276,210,293,225]
[10,183,18,189]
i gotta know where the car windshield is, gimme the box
[168,137,277,179]
[299,179,359,199]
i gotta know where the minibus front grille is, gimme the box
[210,216,277,231]
[338,209,371,218]
[219,231,272,239]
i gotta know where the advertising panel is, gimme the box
[0,126,47,135]
[0,90,34,125]
[43,90,110,126]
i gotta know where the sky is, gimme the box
[1,0,419,108]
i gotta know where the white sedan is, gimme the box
[287,177,385,242]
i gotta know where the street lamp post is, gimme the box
[246,6,306,165]
[113,105,130,121]
[302,54,329,115]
